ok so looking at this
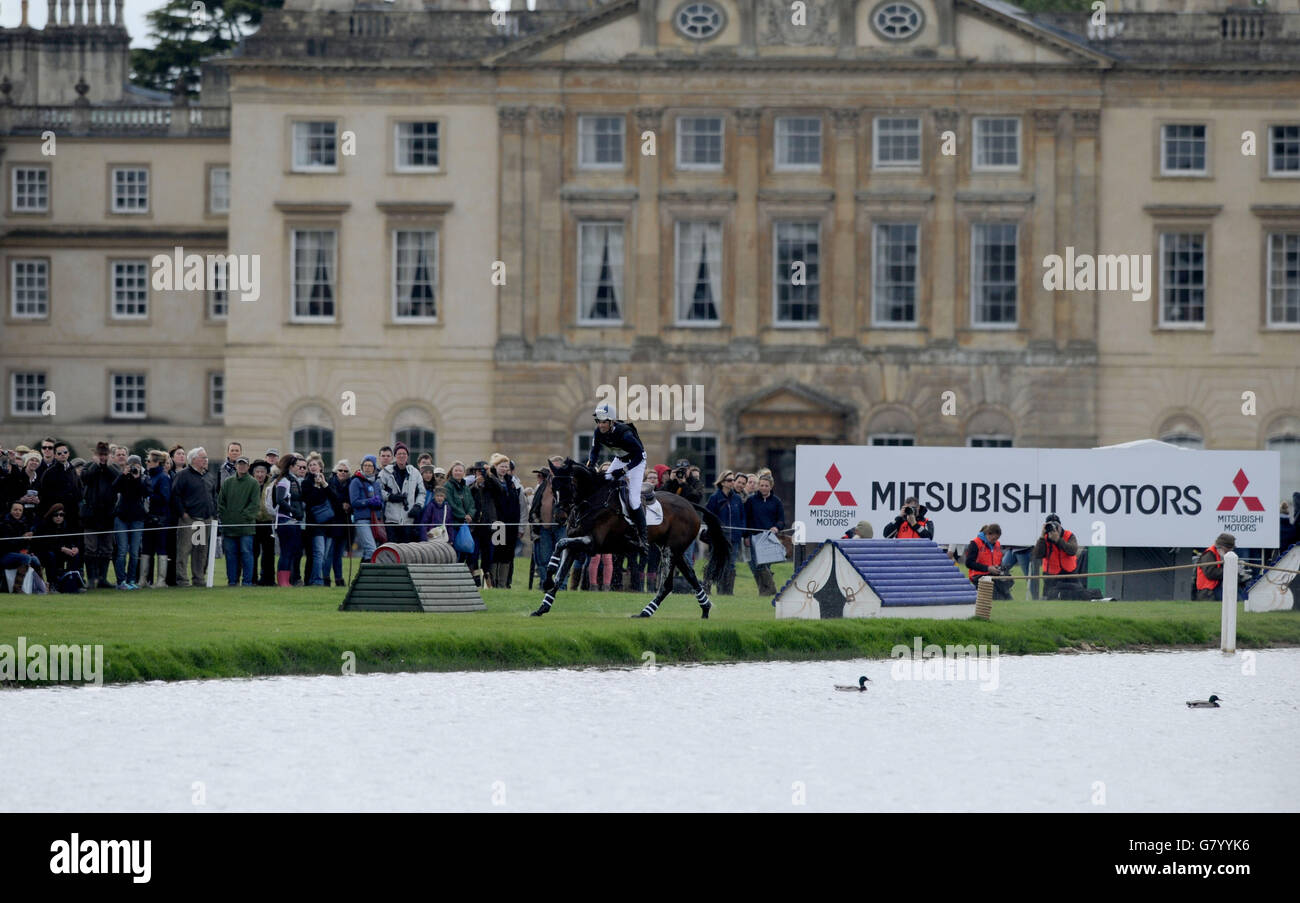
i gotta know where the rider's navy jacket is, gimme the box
[586,421,645,470]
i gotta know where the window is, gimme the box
[674,2,724,40]
[1267,233,1300,327]
[775,117,822,170]
[393,230,438,321]
[774,221,820,325]
[291,229,337,321]
[111,167,149,213]
[10,259,49,318]
[973,118,1020,171]
[1159,232,1206,326]
[677,116,724,170]
[575,432,608,464]
[209,166,230,214]
[872,223,919,326]
[968,436,1013,448]
[1159,431,1203,449]
[971,223,1017,326]
[1269,125,1300,176]
[393,407,436,462]
[1158,415,1204,449]
[11,167,49,212]
[869,434,914,446]
[675,221,722,324]
[396,121,440,171]
[111,373,147,419]
[209,372,224,419]
[208,260,228,319]
[292,426,335,468]
[670,433,718,484]
[577,222,624,323]
[292,121,338,171]
[1266,433,1300,495]
[872,1,924,40]
[1162,124,1207,175]
[111,260,149,319]
[874,117,921,169]
[578,116,625,169]
[10,372,45,417]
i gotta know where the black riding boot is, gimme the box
[631,504,649,555]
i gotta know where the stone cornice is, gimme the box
[757,188,835,204]
[955,191,1035,205]
[0,226,226,248]
[855,189,936,205]
[273,201,351,215]
[658,189,738,204]
[1143,204,1223,219]
[560,186,640,202]
[375,201,454,217]
[1250,204,1300,221]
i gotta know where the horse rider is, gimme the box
[586,403,649,555]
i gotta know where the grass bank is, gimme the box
[2,561,1297,685]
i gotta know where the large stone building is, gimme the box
[2,0,1298,515]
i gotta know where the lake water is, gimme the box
[2,649,1297,812]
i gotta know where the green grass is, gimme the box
[2,560,1297,686]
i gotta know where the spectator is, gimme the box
[349,455,385,562]
[842,520,873,539]
[36,437,56,477]
[263,449,280,474]
[8,452,42,517]
[705,470,745,595]
[965,523,1013,601]
[217,455,260,588]
[273,454,307,587]
[143,449,172,588]
[111,454,149,590]
[250,459,276,586]
[1278,499,1296,557]
[1,500,41,585]
[416,452,434,470]
[529,458,568,588]
[420,464,437,504]
[172,447,215,588]
[664,459,704,504]
[432,466,447,491]
[302,457,336,587]
[326,460,352,584]
[218,441,242,488]
[377,446,394,472]
[586,549,613,592]
[38,440,81,532]
[480,453,521,589]
[444,460,477,570]
[883,496,934,540]
[379,443,425,545]
[80,442,120,589]
[1195,532,1237,602]
[419,484,453,542]
[469,461,491,586]
[32,504,83,592]
[743,474,785,597]
[637,465,661,591]
[170,445,187,474]
[1032,514,1083,600]
[70,458,86,478]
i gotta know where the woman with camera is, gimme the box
[111,454,149,590]
[302,456,336,587]
[965,523,1014,600]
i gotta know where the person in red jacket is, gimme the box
[883,496,934,539]
[965,523,1012,600]
[1032,514,1082,599]
[1195,532,1236,601]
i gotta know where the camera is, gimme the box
[903,506,914,516]
[131,466,142,477]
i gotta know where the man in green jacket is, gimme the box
[217,456,261,587]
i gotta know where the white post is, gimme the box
[205,518,219,588]
[1220,551,1237,654]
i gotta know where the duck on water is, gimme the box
[1186,695,1222,708]
[835,676,870,692]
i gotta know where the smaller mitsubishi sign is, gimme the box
[796,445,1281,547]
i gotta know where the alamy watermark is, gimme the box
[596,377,705,431]
[152,246,261,304]
[1041,247,1151,303]
[889,638,1000,691]
[0,637,104,686]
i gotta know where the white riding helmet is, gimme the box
[593,403,615,422]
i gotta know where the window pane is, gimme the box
[1271,125,1300,175]
[209,167,230,213]
[292,230,336,319]
[209,261,228,319]
[678,117,723,168]
[672,434,717,484]
[578,223,623,321]
[394,230,438,320]
[112,373,146,418]
[294,121,337,168]
[11,372,46,416]
[394,427,436,463]
[11,259,49,317]
[775,117,821,168]
[397,121,440,169]
[579,116,625,167]
[676,221,722,322]
[210,373,224,418]
[1163,124,1207,173]
[969,436,1013,448]
[774,221,820,323]
[1266,435,1300,497]
[13,168,49,211]
[1268,233,1300,325]
[875,117,921,167]
[974,118,1019,168]
[1160,232,1205,324]
[112,168,149,212]
[292,427,335,468]
[972,224,1017,325]
[870,435,914,446]
[873,223,919,324]
[112,261,149,318]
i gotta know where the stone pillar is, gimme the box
[734,107,762,346]
[537,106,565,346]
[1054,112,1076,349]
[634,107,663,345]
[498,106,528,349]
[522,107,545,343]
[74,0,83,26]
[47,0,55,27]
[739,0,757,55]
[59,0,70,27]
[930,108,959,344]
[1071,110,1100,349]
[115,0,123,27]
[637,0,657,49]
[1030,109,1059,348]
[837,0,856,56]
[830,108,860,343]
[101,0,111,26]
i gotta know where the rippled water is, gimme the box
[2,649,1297,812]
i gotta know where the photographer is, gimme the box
[965,523,1013,600]
[1194,532,1239,602]
[1031,514,1085,600]
[663,459,704,505]
[110,454,149,590]
[378,443,425,544]
[883,497,934,540]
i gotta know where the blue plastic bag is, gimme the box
[452,524,476,556]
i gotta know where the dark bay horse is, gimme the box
[531,459,729,619]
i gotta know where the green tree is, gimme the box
[131,438,168,461]
[130,0,283,98]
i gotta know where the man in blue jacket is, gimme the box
[705,470,745,595]
[743,474,785,596]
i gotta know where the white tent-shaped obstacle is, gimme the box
[1245,543,1300,612]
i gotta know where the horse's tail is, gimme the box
[692,504,730,584]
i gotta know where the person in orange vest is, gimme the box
[884,497,934,540]
[1194,532,1236,601]
[1033,514,1082,600]
[965,523,1012,600]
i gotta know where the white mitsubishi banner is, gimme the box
[796,444,1280,547]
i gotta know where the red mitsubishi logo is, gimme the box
[809,464,857,506]
[1217,468,1265,512]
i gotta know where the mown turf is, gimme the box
[2,559,1297,686]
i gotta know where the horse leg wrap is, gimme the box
[696,587,712,619]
